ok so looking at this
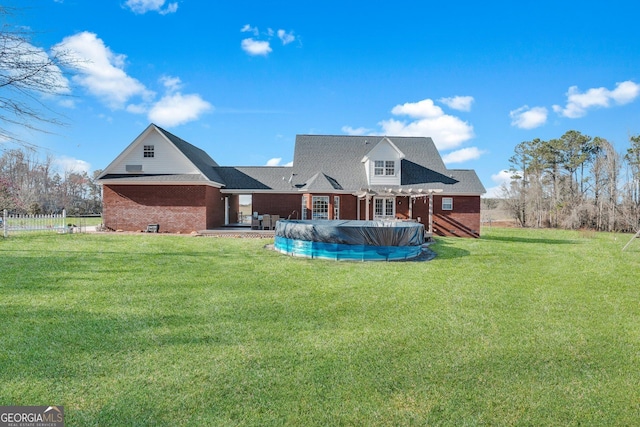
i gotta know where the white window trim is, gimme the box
[373,160,395,176]
[333,196,340,220]
[442,197,453,211]
[312,196,329,220]
[374,197,395,220]
[301,195,308,220]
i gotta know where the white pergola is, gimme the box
[354,188,443,234]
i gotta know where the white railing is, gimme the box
[2,209,67,237]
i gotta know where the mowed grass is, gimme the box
[1,228,639,426]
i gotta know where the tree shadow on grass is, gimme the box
[429,239,470,260]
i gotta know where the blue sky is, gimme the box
[6,0,640,197]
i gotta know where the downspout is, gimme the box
[428,193,434,234]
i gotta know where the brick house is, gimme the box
[98,124,486,236]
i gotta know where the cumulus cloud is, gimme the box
[148,92,212,127]
[277,29,295,45]
[553,80,640,118]
[55,156,91,173]
[53,33,211,127]
[439,95,474,112]
[483,170,513,198]
[509,105,548,129]
[341,125,371,135]
[54,32,153,109]
[265,157,293,166]
[7,39,71,96]
[146,75,212,126]
[377,98,474,150]
[240,25,298,56]
[240,24,259,36]
[241,38,272,56]
[442,147,485,164]
[124,0,178,15]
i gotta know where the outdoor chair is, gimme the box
[261,214,271,230]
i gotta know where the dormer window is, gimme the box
[374,160,395,176]
[143,145,155,158]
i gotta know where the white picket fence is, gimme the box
[2,209,67,237]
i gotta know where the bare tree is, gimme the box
[0,6,77,147]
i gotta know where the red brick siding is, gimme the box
[411,195,481,237]
[103,185,223,233]
[103,185,481,237]
[252,193,302,219]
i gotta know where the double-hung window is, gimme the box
[374,160,395,176]
[442,197,453,211]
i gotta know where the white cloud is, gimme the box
[341,126,371,135]
[442,147,485,164]
[240,25,298,55]
[483,170,513,198]
[439,95,474,112]
[277,29,295,45]
[7,40,70,96]
[509,105,548,129]
[241,24,259,36]
[265,158,293,167]
[124,0,178,15]
[241,38,272,56]
[159,75,182,93]
[55,156,90,173]
[379,99,474,150]
[54,32,153,109]
[147,92,212,127]
[344,98,475,150]
[391,98,444,118]
[553,80,640,118]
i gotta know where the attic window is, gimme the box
[143,145,155,158]
[374,160,395,176]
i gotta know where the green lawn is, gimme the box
[1,228,639,426]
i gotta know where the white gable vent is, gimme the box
[126,164,143,172]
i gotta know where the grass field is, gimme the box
[1,228,639,426]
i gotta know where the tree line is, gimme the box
[502,130,640,232]
[0,148,102,215]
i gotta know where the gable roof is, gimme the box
[361,136,406,162]
[154,125,225,184]
[98,124,225,186]
[287,134,484,195]
[99,126,485,195]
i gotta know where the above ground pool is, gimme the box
[273,219,425,261]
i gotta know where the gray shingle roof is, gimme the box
[102,128,485,195]
[154,125,225,185]
[214,166,296,191]
[99,173,209,183]
[286,135,485,195]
